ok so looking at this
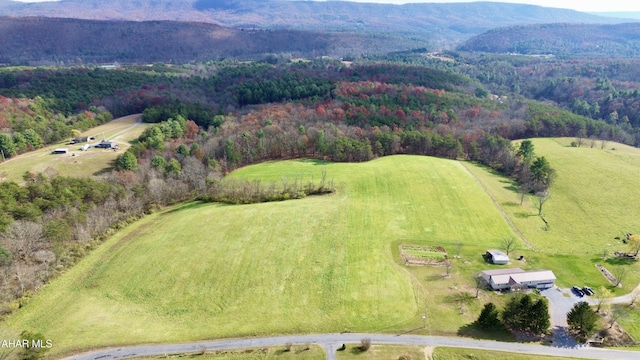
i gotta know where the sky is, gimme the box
[10,0,640,12]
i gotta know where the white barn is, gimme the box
[485,249,510,264]
[481,268,556,291]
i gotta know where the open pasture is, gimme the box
[2,155,517,356]
[463,138,640,291]
[0,114,148,182]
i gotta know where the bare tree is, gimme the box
[473,272,486,298]
[501,237,519,256]
[575,129,586,147]
[608,306,628,329]
[612,266,629,287]
[444,259,452,277]
[531,191,550,216]
[359,338,371,351]
[0,220,45,261]
[594,286,612,313]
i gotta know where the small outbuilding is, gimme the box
[481,268,556,291]
[485,249,510,264]
[94,141,119,150]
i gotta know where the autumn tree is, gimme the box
[627,234,640,257]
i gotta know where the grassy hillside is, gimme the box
[4,141,640,354]
[1,155,515,356]
[463,138,640,291]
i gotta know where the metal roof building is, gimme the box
[481,268,556,291]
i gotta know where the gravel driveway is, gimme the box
[541,287,589,348]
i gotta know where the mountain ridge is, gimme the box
[0,0,630,43]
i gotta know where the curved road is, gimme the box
[64,333,640,360]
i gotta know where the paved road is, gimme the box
[64,333,640,360]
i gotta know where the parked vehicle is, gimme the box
[582,286,594,296]
[572,286,584,297]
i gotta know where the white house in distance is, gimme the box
[485,249,510,264]
[481,268,556,291]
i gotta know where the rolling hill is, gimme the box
[0,0,629,44]
[4,139,640,354]
[2,155,516,355]
[458,22,640,57]
[0,17,429,64]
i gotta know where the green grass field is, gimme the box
[4,138,640,356]
[463,138,640,292]
[1,155,517,356]
[0,114,149,183]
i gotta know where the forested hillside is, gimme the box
[0,17,429,65]
[458,23,640,57]
[0,0,626,45]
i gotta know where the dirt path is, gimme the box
[459,162,534,251]
[423,346,434,360]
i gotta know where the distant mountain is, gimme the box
[0,0,630,44]
[458,23,640,57]
[592,12,640,20]
[0,17,431,65]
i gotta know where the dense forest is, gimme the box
[1,53,640,317]
[458,23,640,57]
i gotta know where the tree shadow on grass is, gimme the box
[348,346,367,356]
[514,211,535,218]
[604,257,637,266]
[296,158,330,166]
[458,323,516,342]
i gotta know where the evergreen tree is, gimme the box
[516,139,535,163]
[476,302,501,329]
[529,299,550,334]
[567,301,599,340]
[115,151,138,171]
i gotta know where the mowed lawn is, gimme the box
[2,155,515,356]
[0,114,148,182]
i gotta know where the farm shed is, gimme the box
[70,136,96,144]
[95,141,119,149]
[481,268,556,291]
[485,249,510,264]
